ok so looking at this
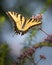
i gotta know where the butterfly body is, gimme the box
[6,11,42,35]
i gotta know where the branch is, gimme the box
[33,42,52,48]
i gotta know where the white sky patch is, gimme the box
[2,32,28,56]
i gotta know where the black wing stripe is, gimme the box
[20,15,22,21]
[15,13,18,17]
[22,19,26,28]
[32,19,35,22]
[14,12,16,15]
[10,12,13,14]
[28,18,32,23]
[32,19,38,22]
[10,12,18,17]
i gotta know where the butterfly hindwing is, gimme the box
[6,11,42,35]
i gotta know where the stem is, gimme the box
[31,57,36,65]
[34,42,52,48]
[36,59,41,65]
[40,5,48,14]
[27,56,36,65]
[39,28,49,36]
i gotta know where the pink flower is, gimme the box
[45,34,52,42]
[40,55,46,60]
[31,14,43,21]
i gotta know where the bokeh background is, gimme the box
[0,0,52,65]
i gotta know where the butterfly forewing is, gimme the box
[6,12,25,30]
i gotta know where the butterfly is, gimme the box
[6,11,42,35]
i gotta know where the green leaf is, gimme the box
[0,16,5,24]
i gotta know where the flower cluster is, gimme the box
[17,44,41,60]
[31,14,42,21]
[18,47,36,60]
[44,34,52,42]
[40,55,46,60]
[13,45,47,65]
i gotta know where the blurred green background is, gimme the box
[0,0,52,65]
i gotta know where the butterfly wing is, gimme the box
[6,11,42,35]
[22,18,42,31]
[6,11,26,34]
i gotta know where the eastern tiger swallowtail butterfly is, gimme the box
[6,11,42,35]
